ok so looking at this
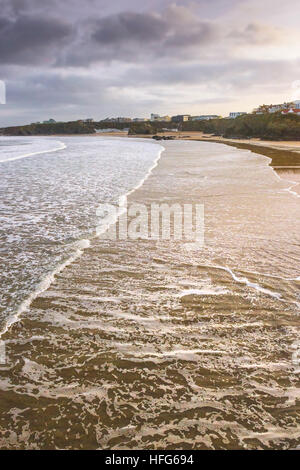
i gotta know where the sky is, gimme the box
[1,0,300,126]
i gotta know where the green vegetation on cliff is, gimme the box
[128,121,178,135]
[1,120,96,136]
[182,112,300,140]
[2,113,300,140]
[0,119,177,136]
[128,122,157,135]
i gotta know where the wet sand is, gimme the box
[91,131,300,195]
[0,140,300,449]
[199,138,300,195]
[129,131,300,195]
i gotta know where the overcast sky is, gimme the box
[1,0,300,126]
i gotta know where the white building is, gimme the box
[229,112,247,119]
[293,100,300,109]
[115,117,132,122]
[269,105,285,113]
[191,115,221,121]
[150,114,171,122]
[253,102,293,114]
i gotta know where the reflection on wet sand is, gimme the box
[275,168,300,195]
[0,141,299,450]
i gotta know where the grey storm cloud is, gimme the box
[91,10,218,50]
[92,12,167,44]
[1,4,221,67]
[120,58,300,90]
[0,3,287,67]
[61,7,221,66]
[0,14,72,64]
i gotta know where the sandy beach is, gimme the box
[197,136,300,194]
[93,129,300,153]
[3,0,300,454]
[91,130,300,194]
[45,130,300,195]
[1,138,299,449]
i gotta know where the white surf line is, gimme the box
[222,267,300,310]
[95,143,165,236]
[0,142,165,338]
[114,142,165,239]
[234,146,300,199]
[0,241,90,338]
[119,142,165,206]
[263,153,300,198]
[274,164,300,199]
[207,140,300,199]
[270,163,300,198]
[222,266,282,300]
[177,287,229,297]
[137,348,227,358]
[200,264,283,300]
[0,141,67,163]
[283,183,300,198]
[233,267,300,283]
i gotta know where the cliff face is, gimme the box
[0,120,178,136]
[3,113,300,140]
[182,113,300,140]
[1,121,96,136]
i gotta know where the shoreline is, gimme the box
[1,139,299,449]
[91,131,300,194]
[0,140,165,339]
[195,137,300,195]
[90,131,300,194]
[40,131,300,165]
[4,132,300,192]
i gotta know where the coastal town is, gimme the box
[38,99,300,126]
[2,98,300,141]
[92,99,300,123]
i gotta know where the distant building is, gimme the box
[269,105,286,113]
[293,100,300,109]
[133,118,149,122]
[160,116,171,122]
[156,115,171,122]
[115,117,132,122]
[281,108,300,116]
[150,114,171,122]
[171,115,190,123]
[229,112,247,119]
[84,118,94,123]
[190,115,221,121]
[103,117,132,123]
[252,107,264,114]
[253,102,294,114]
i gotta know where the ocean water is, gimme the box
[0,136,163,332]
[0,139,299,450]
